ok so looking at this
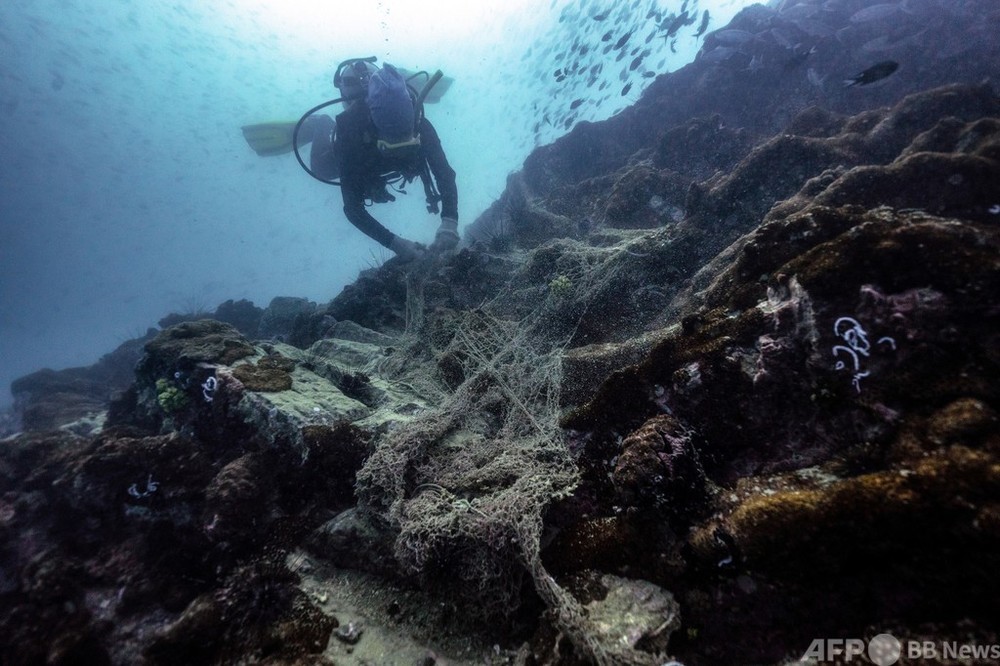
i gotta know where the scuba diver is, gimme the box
[242,57,459,263]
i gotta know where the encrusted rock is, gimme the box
[613,414,706,513]
[231,353,295,392]
[305,507,396,575]
[577,573,680,660]
[139,320,255,376]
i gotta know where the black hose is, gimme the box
[292,97,344,185]
[294,69,444,187]
[417,70,444,105]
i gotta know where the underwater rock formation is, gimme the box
[4,1,1000,663]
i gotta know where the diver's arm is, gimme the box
[340,169,395,248]
[335,109,396,247]
[420,119,458,220]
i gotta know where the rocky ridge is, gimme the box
[3,2,1000,664]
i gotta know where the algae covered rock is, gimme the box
[139,320,256,377]
[230,353,295,392]
[612,414,706,514]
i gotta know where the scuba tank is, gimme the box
[293,56,446,189]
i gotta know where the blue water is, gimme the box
[0,0,755,406]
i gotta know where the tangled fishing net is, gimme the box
[355,239,674,665]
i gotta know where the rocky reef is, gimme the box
[4,1,1000,664]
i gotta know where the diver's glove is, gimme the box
[388,235,426,263]
[430,217,460,253]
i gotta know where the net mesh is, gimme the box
[355,241,669,664]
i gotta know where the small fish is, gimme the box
[621,82,633,95]
[849,3,900,23]
[569,98,584,110]
[592,10,609,21]
[662,11,688,39]
[630,55,643,71]
[694,10,711,38]
[613,31,632,50]
[843,60,899,86]
[785,44,817,69]
[602,30,613,42]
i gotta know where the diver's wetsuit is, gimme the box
[314,100,458,249]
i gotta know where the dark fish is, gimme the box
[630,55,643,71]
[621,82,632,95]
[663,11,689,39]
[785,44,817,69]
[592,10,609,21]
[602,30,613,41]
[570,98,584,110]
[642,71,656,78]
[613,31,632,50]
[695,10,711,38]
[554,68,562,77]
[849,3,900,23]
[844,60,898,86]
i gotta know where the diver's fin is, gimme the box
[241,121,297,157]
[397,68,454,103]
[420,74,453,103]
